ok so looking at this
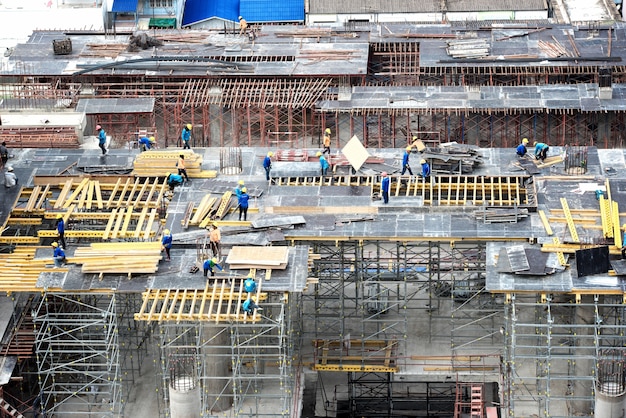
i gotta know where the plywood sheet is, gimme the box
[226,246,289,269]
[341,135,370,171]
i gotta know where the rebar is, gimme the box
[219,147,242,175]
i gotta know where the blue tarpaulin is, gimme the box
[112,0,139,13]
[183,0,304,26]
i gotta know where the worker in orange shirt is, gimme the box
[177,154,190,183]
[208,222,221,257]
[322,128,331,154]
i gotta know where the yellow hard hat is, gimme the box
[51,242,58,247]
[406,146,412,151]
[533,141,538,146]
[186,124,192,130]
[412,136,417,140]
[56,214,63,219]
[316,151,322,157]
[212,257,218,263]
[325,128,331,134]
[241,187,247,193]
[522,138,528,144]
[165,172,171,177]
[164,229,170,235]
[268,152,274,157]
[149,136,155,142]
[238,180,245,185]
[420,159,427,164]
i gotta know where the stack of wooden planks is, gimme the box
[226,246,289,270]
[80,43,128,58]
[71,242,163,274]
[185,191,234,228]
[0,246,65,293]
[132,150,216,178]
[0,126,79,148]
[446,39,490,59]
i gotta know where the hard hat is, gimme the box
[238,180,245,185]
[211,257,218,263]
[241,187,247,193]
[406,146,412,151]
[56,214,63,219]
[412,136,417,140]
[212,222,218,227]
[533,141,538,146]
[186,124,192,130]
[420,159,427,164]
[6,166,13,172]
[149,136,155,142]
[179,154,184,158]
[51,242,58,247]
[316,151,322,157]
[164,229,170,235]
[325,128,331,134]
[522,138,528,144]
[268,152,274,157]
[238,16,243,20]
[95,124,102,130]
[381,172,388,177]
[165,172,171,177]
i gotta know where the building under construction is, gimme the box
[1,2,626,418]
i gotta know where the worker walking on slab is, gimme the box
[203,257,223,277]
[238,16,248,36]
[419,159,431,178]
[181,124,192,149]
[317,151,330,176]
[51,242,66,268]
[238,187,250,221]
[4,166,17,188]
[177,154,190,183]
[0,141,8,168]
[516,138,529,157]
[401,146,413,175]
[381,172,390,204]
[263,152,273,181]
[322,128,331,155]
[534,141,549,162]
[161,229,173,261]
[56,214,67,249]
[622,225,626,259]
[139,136,155,152]
[235,180,245,197]
[96,124,107,155]
[208,222,221,257]
[166,172,184,191]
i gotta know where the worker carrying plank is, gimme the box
[534,141,549,162]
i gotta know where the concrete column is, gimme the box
[169,376,201,418]
[204,326,231,412]
[595,382,625,418]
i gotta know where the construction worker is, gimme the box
[235,180,245,197]
[51,242,66,268]
[244,277,257,293]
[621,225,626,259]
[317,151,330,176]
[401,146,413,175]
[0,141,8,168]
[238,187,249,221]
[166,172,184,191]
[203,257,223,277]
[181,124,192,149]
[177,154,190,182]
[4,166,17,188]
[322,128,331,155]
[238,16,248,36]
[516,138,529,157]
[242,296,262,314]
[56,214,66,249]
[161,229,172,261]
[96,124,107,155]
[208,222,221,257]
[263,152,273,181]
[138,136,155,152]
[419,159,431,178]
[381,172,390,204]
[534,141,549,162]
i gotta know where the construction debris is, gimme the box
[0,127,79,148]
[128,32,163,52]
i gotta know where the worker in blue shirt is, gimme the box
[138,136,155,152]
[161,229,172,261]
[234,180,245,197]
[181,124,192,149]
[51,242,66,268]
[516,138,529,157]
[401,146,413,175]
[238,187,250,221]
[242,296,262,314]
[419,159,431,178]
[317,151,330,176]
[244,277,257,293]
[56,214,66,249]
[534,141,549,162]
[166,172,184,190]
[203,257,223,277]
[96,124,107,155]
[381,172,390,204]
[263,152,273,181]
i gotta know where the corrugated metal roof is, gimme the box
[446,0,547,11]
[111,0,138,13]
[240,0,305,22]
[182,0,239,26]
[309,0,441,14]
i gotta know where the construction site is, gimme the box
[1,0,626,417]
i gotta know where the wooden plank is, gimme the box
[106,178,122,208]
[143,209,157,240]
[103,209,117,241]
[24,186,40,212]
[94,180,104,209]
[63,178,89,208]
[54,179,74,209]
[35,185,50,210]
[120,205,134,237]
[111,208,126,239]
[134,207,149,238]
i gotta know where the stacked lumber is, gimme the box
[71,242,163,274]
[80,43,127,58]
[298,50,358,61]
[0,126,79,148]
[132,150,216,178]
[474,208,529,223]
[185,192,234,228]
[155,32,211,43]
[0,246,65,293]
[226,246,289,270]
[538,40,571,58]
[446,39,490,59]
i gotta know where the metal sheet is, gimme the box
[506,245,530,272]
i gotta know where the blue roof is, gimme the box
[183,0,239,26]
[111,0,138,13]
[240,0,304,22]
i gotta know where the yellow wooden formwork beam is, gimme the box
[560,197,579,243]
[538,210,553,236]
[599,195,613,238]
[63,178,89,209]
[552,237,567,267]
[106,178,123,209]
[54,179,74,209]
